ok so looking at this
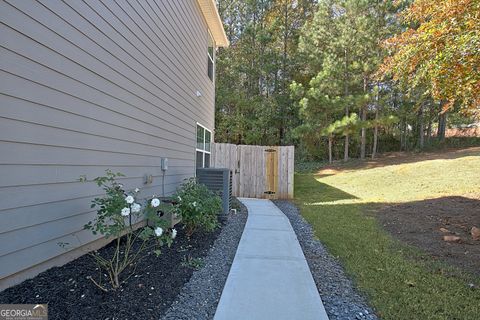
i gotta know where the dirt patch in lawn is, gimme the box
[0,223,221,320]
[377,196,480,277]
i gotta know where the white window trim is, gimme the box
[207,30,215,82]
[196,122,212,168]
[207,31,215,63]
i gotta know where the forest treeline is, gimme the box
[214,0,480,162]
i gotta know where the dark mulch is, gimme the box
[161,198,248,320]
[377,196,480,277]
[0,223,222,320]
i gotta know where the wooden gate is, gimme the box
[211,143,294,199]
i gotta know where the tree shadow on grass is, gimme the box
[296,174,480,277]
[314,146,480,177]
[295,174,358,203]
[302,199,480,320]
[296,172,480,319]
[302,190,480,278]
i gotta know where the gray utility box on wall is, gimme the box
[196,168,232,215]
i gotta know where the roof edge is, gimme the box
[196,0,229,47]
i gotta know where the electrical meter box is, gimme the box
[161,158,168,171]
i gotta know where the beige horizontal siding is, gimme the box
[0,178,184,232]
[0,176,187,212]
[0,117,193,159]
[1,228,105,281]
[0,165,193,188]
[3,0,213,123]
[1,78,194,147]
[0,0,214,282]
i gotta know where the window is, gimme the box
[196,124,211,168]
[207,31,215,81]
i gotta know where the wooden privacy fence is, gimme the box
[211,143,294,199]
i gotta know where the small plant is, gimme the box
[172,178,222,237]
[81,170,177,290]
[181,255,204,270]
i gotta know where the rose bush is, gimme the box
[81,170,177,290]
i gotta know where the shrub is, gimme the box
[81,170,176,290]
[172,178,222,237]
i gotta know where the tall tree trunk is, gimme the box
[426,101,433,143]
[426,121,432,142]
[360,109,366,159]
[328,135,333,164]
[400,117,405,151]
[418,103,425,149]
[372,122,378,159]
[437,109,447,141]
[278,1,289,145]
[360,109,367,159]
[344,119,349,161]
[360,76,367,159]
[344,48,349,162]
[372,91,379,159]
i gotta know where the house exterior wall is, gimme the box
[0,0,216,289]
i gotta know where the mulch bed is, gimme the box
[376,196,480,277]
[161,198,248,320]
[0,223,222,320]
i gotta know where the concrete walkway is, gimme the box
[214,198,329,320]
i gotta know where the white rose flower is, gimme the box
[151,198,160,208]
[171,229,177,239]
[177,196,182,201]
[192,201,197,207]
[121,207,130,216]
[134,188,140,193]
[131,203,141,213]
[125,195,134,204]
[154,227,163,237]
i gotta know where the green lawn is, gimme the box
[295,148,480,320]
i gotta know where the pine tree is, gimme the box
[294,0,393,161]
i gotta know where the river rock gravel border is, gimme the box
[273,200,378,320]
[161,199,247,320]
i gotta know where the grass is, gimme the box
[294,147,480,320]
